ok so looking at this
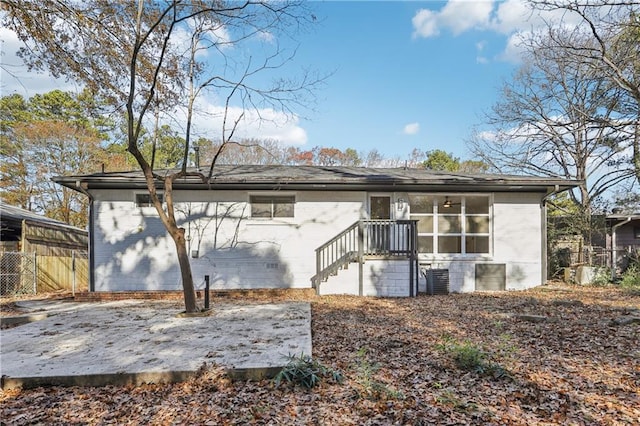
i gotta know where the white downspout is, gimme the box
[611,217,632,281]
[75,180,94,292]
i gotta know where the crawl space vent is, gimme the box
[475,264,506,291]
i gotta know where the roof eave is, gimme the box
[54,176,579,194]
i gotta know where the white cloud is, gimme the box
[476,40,489,64]
[412,0,493,38]
[257,30,275,43]
[411,0,588,63]
[0,27,78,97]
[440,0,494,35]
[185,98,308,146]
[491,0,531,34]
[403,122,420,135]
[412,9,441,38]
[174,20,233,58]
[498,32,528,63]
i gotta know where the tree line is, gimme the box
[0,89,480,228]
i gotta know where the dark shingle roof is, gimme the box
[54,164,581,193]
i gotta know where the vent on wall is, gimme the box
[475,264,506,291]
[426,269,449,295]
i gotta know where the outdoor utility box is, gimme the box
[575,266,595,285]
[426,269,449,295]
[475,264,506,291]
[563,266,595,285]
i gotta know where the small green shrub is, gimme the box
[590,267,613,286]
[435,390,478,412]
[620,264,640,290]
[352,347,404,400]
[451,341,487,371]
[436,336,508,378]
[436,335,486,371]
[274,353,342,389]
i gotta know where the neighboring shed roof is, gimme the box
[54,165,581,193]
[0,203,87,236]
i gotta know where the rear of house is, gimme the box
[55,165,579,296]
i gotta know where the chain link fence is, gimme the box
[0,250,89,296]
[0,252,37,296]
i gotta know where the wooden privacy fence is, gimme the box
[0,250,88,296]
[36,251,89,293]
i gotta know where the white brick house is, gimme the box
[55,165,579,296]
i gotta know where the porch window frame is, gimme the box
[409,193,492,258]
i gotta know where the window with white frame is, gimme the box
[135,192,163,207]
[409,194,490,255]
[250,195,295,218]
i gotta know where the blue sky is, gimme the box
[294,1,521,160]
[2,1,566,162]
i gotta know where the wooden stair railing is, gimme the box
[311,221,360,290]
[312,220,419,296]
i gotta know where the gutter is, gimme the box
[541,184,561,207]
[611,217,633,281]
[57,179,574,194]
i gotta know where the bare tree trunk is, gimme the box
[635,117,640,184]
[172,227,198,312]
[581,186,592,247]
[162,176,199,313]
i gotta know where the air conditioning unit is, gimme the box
[426,269,449,295]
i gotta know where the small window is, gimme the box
[250,195,295,218]
[135,193,163,207]
[634,226,640,239]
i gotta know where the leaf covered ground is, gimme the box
[1,283,639,425]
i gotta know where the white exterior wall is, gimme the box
[416,192,544,292]
[91,189,365,292]
[318,259,412,297]
[493,192,544,290]
[89,189,545,295]
[363,260,411,297]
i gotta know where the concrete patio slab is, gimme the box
[0,299,311,389]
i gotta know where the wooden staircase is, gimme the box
[311,220,419,296]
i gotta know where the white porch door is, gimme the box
[369,195,391,220]
[368,195,393,253]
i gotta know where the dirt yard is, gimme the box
[1,282,638,425]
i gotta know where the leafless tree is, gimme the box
[469,26,634,238]
[3,0,321,312]
[529,0,640,184]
